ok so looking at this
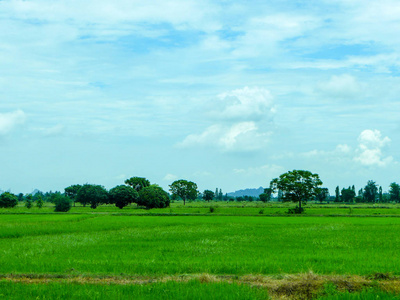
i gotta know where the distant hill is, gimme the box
[227,187,265,198]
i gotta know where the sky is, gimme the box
[1,0,400,195]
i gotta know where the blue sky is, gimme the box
[1,0,400,195]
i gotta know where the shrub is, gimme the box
[209,206,215,213]
[109,185,139,209]
[138,185,170,209]
[0,192,18,208]
[54,194,71,212]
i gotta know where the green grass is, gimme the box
[0,280,269,300]
[1,215,400,275]
[317,289,399,299]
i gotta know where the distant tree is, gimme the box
[169,180,198,205]
[65,184,82,207]
[218,189,223,201]
[109,185,139,209]
[138,185,170,209]
[202,190,215,202]
[270,170,323,213]
[76,184,109,209]
[54,194,71,212]
[341,187,355,203]
[36,196,44,208]
[335,186,340,202]
[259,188,272,203]
[379,186,383,203]
[25,197,33,209]
[389,182,400,203]
[215,188,218,200]
[125,177,150,191]
[0,192,18,208]
[363,180,378,203]
[18,193,24,202]
[316,188,329,203]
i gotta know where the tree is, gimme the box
[363,180,378,203]
[379,186,383,203]
[169,180,198,205]
[341,187,355,203]
[270,170,323,213]
[389,182,400,203]
[36,196,44,208]
[125,177,150,191]
[138,185,170,209]
[65,184,82,207]
[76,184,109,209]
[0,192,18,208]
[25,197,33,209]
[54,194,71,212]
[109,185,139,209]
[259,188,272,203]
[316,188,329,203]
[335,186,340,202]
[202,190,214,202]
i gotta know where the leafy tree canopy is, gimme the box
[389,182,400,203]
[109,185,139,209]
[76,184,109,209]
[202,190,214,202]
[125,177,150,191]
[270,170,322,213]
[0,192,18,208]
[169,179,198,205]
[363,180,378,203]
[138,185,170,209]
[64,184,82,200]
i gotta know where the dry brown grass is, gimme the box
[2,272,400,299]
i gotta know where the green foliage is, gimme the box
[363,180,378,203]
[341,187,356,203]
[259,188,272,203]
[0,192,18,208]
[270,170,323,212]
[138,185,170,209]
[389,182,400,203]
[316,188,329,203]
[202,190,215,202]
[125,177,150,191]
[76,184,109,209]
[25,198,33,209]
[65,184,82,206]
[53,194,71,212]
[109,185,139,209]
[36,196,44,208]
[169,179,198,205]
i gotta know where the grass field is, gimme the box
[2,203,400,299]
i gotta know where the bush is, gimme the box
[138,185,170,209]
[0,192,18,208]
[54,194,71,212]
[209,206,215,213]
[109,185,139,209]
[287,206,304,214]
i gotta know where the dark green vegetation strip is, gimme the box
[2,215,400,275]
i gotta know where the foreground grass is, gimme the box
[1,215,400,275]
[0,280,269,300]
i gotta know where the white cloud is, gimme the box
[163,173,178,182]
[214,86,275,121]
[0,110,26,135]
[354,129,393,166]
[179,87,275,152]
[317,74,361,98]
[233,164,284,177]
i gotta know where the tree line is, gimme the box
[1,171,400,212]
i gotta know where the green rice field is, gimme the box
[2,203,400,299]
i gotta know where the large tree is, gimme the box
[76,184,109,209]
[341,187,355,203]
[363,180,378,203]
[270,170,322,213]
[125,177,150,191]
[202,190,215,202]
[0,192,18,208]
[316,187,329,203]
[109,185,139,209]
[169,180,198,205]
[64,184,82,207]
[138,185,170,209]
[389,182,400,203]
[259,188,272,203]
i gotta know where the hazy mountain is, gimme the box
[227,187,264,198]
